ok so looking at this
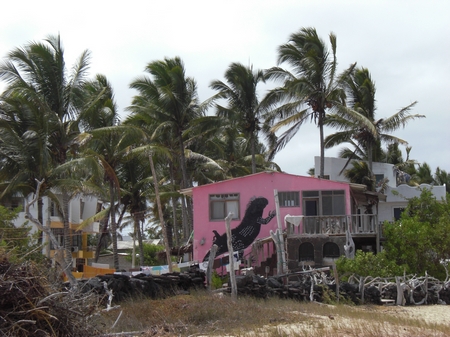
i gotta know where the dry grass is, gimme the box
[97,290,450,336]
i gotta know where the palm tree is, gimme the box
[0,35,92,266]
[118,154,153,267]
[325,67,424,174]
[344,160,375,191]
[264,27,347,178]
[128,57,205,190]
[411,162,434,185]
[211,62,267,174]
[434,167,450,193]
[127,57,211,238]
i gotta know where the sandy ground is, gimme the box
[381,304,450,325]
[273,304,450,337]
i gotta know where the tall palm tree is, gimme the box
[211,62,266,174]
[264,27,347,178]
[0,35,91,265]
[118,154,153,267]
[325,67,424,174]
[127,57,211,238]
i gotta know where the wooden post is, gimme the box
[359,277,365,304]
[273,190,287,274]
[225,213,237,300]
[206,244,218,291]
[332,262,340,303]
[396,276,405,306]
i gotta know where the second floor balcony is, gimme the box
[285,214,380,236]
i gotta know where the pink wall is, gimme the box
[192,171,352,263]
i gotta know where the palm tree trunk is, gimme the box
[94,217,109,263]
[171,196,179,247]
[180,196,189,241]
[149,153,172,272]
[62,191,72,267]
[134,214,145,266]
[251,133,256,174]
[109,181,119,270]
[368,144,373,174]
[169,163,178,246]
[177,132,193,237]
[319,111,325,178]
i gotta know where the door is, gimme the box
[304,199,319,233]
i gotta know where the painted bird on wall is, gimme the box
[203,196,276,262]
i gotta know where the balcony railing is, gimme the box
[286,214,379,236]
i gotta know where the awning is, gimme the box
[350,183,386,206]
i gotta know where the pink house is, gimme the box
[183,171,381,275]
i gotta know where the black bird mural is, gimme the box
[203,196,276,262]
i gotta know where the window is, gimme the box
[1,197,23,210]
[302,190,346,216]
[210,194,239,220]
[323,242,340,258]
[299,242,314,261]
[322,190,345,215]
[375,174,384,185]
[50,201,59,217]
[80,199,85,219]
[50,228,64,249]
[279,191,300,207]
[72,233,81,248]
[393,207,405,221]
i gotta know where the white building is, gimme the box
[7,193,102,271]
[314,156,447,223]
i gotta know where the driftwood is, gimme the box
[206,244,218,291]
[0,254,103,337]
[273,190,287,275]
[345,272,450,306]
[225,213,237,300]
[218,266,450,306]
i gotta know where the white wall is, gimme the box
[315,157,447,222]
[14,193,101,234]
[314,156,397,187]
[378,184,446,222]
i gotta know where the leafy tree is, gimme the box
[264,27,348,178]
[383,188,450,279]
[336,250,404,280]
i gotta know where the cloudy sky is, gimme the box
[1,0,449,176]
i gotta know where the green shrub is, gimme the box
[211,271,228,290]
[125,243,166,266]
[336,250,404,280]
[0,206,43,263]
